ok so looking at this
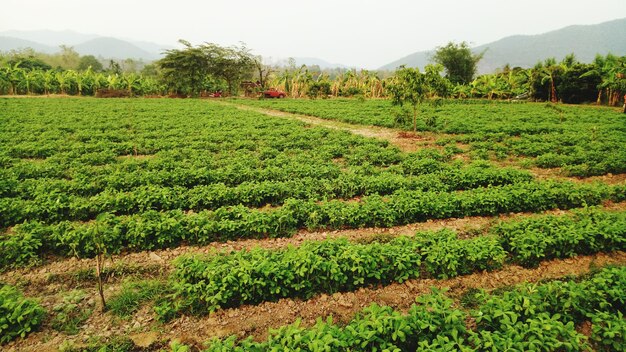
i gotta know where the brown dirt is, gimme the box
[224,102,423,153]
[4,203,626,351]
[4,202,626,297]
[10,251,624,351]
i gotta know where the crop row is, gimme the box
[162,207,626,314]
[0,284,45,344]
[0,164,532,228]
[1,181,623,269]
[236,98,626,177]
[202,266,626,351]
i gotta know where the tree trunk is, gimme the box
[413,106,417,132]
[96,253,107,312]
[550,79,557,103]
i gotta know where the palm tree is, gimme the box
[541,58,560,103]
[585,54,626,105]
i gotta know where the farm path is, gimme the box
[219,101,626,185]
[219,101,423,153]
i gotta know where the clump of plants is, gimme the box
[0,284,45,343]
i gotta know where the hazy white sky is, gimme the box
[2,0,625,68]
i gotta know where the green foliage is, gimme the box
[237,98,626,176]
[0,222,44,270]
[164,207,626,317]
[2,98,625,269]
[387,65,451,131]
[0,284,45,344]
[415,230,505,279]
[165,236,425,314]
[158,40,254,96]
[433,41,484,85]
[589,310,626,351]
[77,55,104,72]
[205,267,626,351]
[557,63,601,104]
[493,207,626,267]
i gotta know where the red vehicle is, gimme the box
[263,88,286,98]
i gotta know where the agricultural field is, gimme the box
[1,97,626,351]
[234,98,626,177]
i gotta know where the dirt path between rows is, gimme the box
[220,101,423,153]
[221,101,626,185]
[4,202,626,351]
[9,251,626,351]
[5,202,626,297]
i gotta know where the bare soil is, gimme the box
[225,102,422,153]
[6,250,625,351]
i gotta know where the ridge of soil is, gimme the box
[4,202,626,296]
[7,251,626,351]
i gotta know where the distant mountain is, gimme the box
[294,57,349,69]
[0,29,98,47]
[379,17,626,73]
[0,30,171,61]
[129,40,172,56]
[73,37,158,60]
[0,36,57,53]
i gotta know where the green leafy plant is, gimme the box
[0,284,45,344]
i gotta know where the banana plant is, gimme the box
[42,70,58,95]
[6,63,24,95]
[55,70,70,95]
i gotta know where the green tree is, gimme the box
[387,65,450,131]
[558,63,601,104]
[77,55,103,72]
[158,40,255,96]
[205,43,255,95]
[158,40,210,96]
[58,45,81,70]
[140,63,159,78]
[433,41,484,85]
[7,56,51,71]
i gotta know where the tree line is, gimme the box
[0,41,624,105]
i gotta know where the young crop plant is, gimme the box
[492,207,626,267]
[161,230,508,317]
[0,284,45,344]
[202,266,626,351]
